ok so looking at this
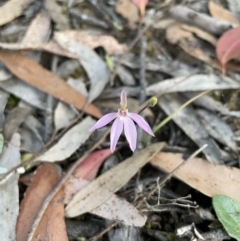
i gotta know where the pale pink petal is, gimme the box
[90,113,118,132]
[124,117,137,152]
[120,89,127,107]
[110,118,123,152]
[128,113,154,136]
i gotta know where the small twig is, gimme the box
[136,144,208,209]
[89,221,118,241]
[137,32,147,151]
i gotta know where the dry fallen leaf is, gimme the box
[158,94,222,164]
[92,194,147,227]
[181,24,217,46]
[0,31,127,56]
[0,40,77,59]
[64,149,112,203]
[116,0,139,25]
[3,107,29,142]
[0,133,20,241]
[35,117,96,162]
[54,78,88,132]
[20,9,51,62]
[16,163,68,241]
[208,1,240,25]
[54,31,127,55]
[150,152,240,203]
[21,9,51,45]
[166,23,215,65]
[166,23,240,72]
[64,149,147,226]
[55,32,110,103]
[0,51,102,118]
[146,74,239,95]
[0,77,48,111]
[216,26,240,74]
[0,0,35,26]
[44,0,70,30]
[65,142,165,217]
[197,109,237,152]
[0,90,8,131]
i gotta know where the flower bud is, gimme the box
[120,89,127,109]
[149,96,158,107]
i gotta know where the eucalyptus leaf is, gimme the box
[54,32,110,103]
[213,195,240,241]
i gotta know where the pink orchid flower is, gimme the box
[90,89,154,152]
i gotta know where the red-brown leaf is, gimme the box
[216,26,240,74]
[16,163,68,241]
[73,149,112,180]
[64,149,112,203]
[132,0,149,17]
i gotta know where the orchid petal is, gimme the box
[110,118,123,152]
[124,117,137,152]
[128,113,154,136]
[89,113,118,132]
[120,89,127,107]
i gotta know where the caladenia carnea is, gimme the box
[90,89,155,152]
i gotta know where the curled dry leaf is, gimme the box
[216,26,240,74]
[150,152,240,203]
[16,163,68,241]
[0,51,102,118]
[65,142,165,217]
[55,32,110,103]
[0,0,35,26]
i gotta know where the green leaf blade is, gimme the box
[213,195,240,241]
